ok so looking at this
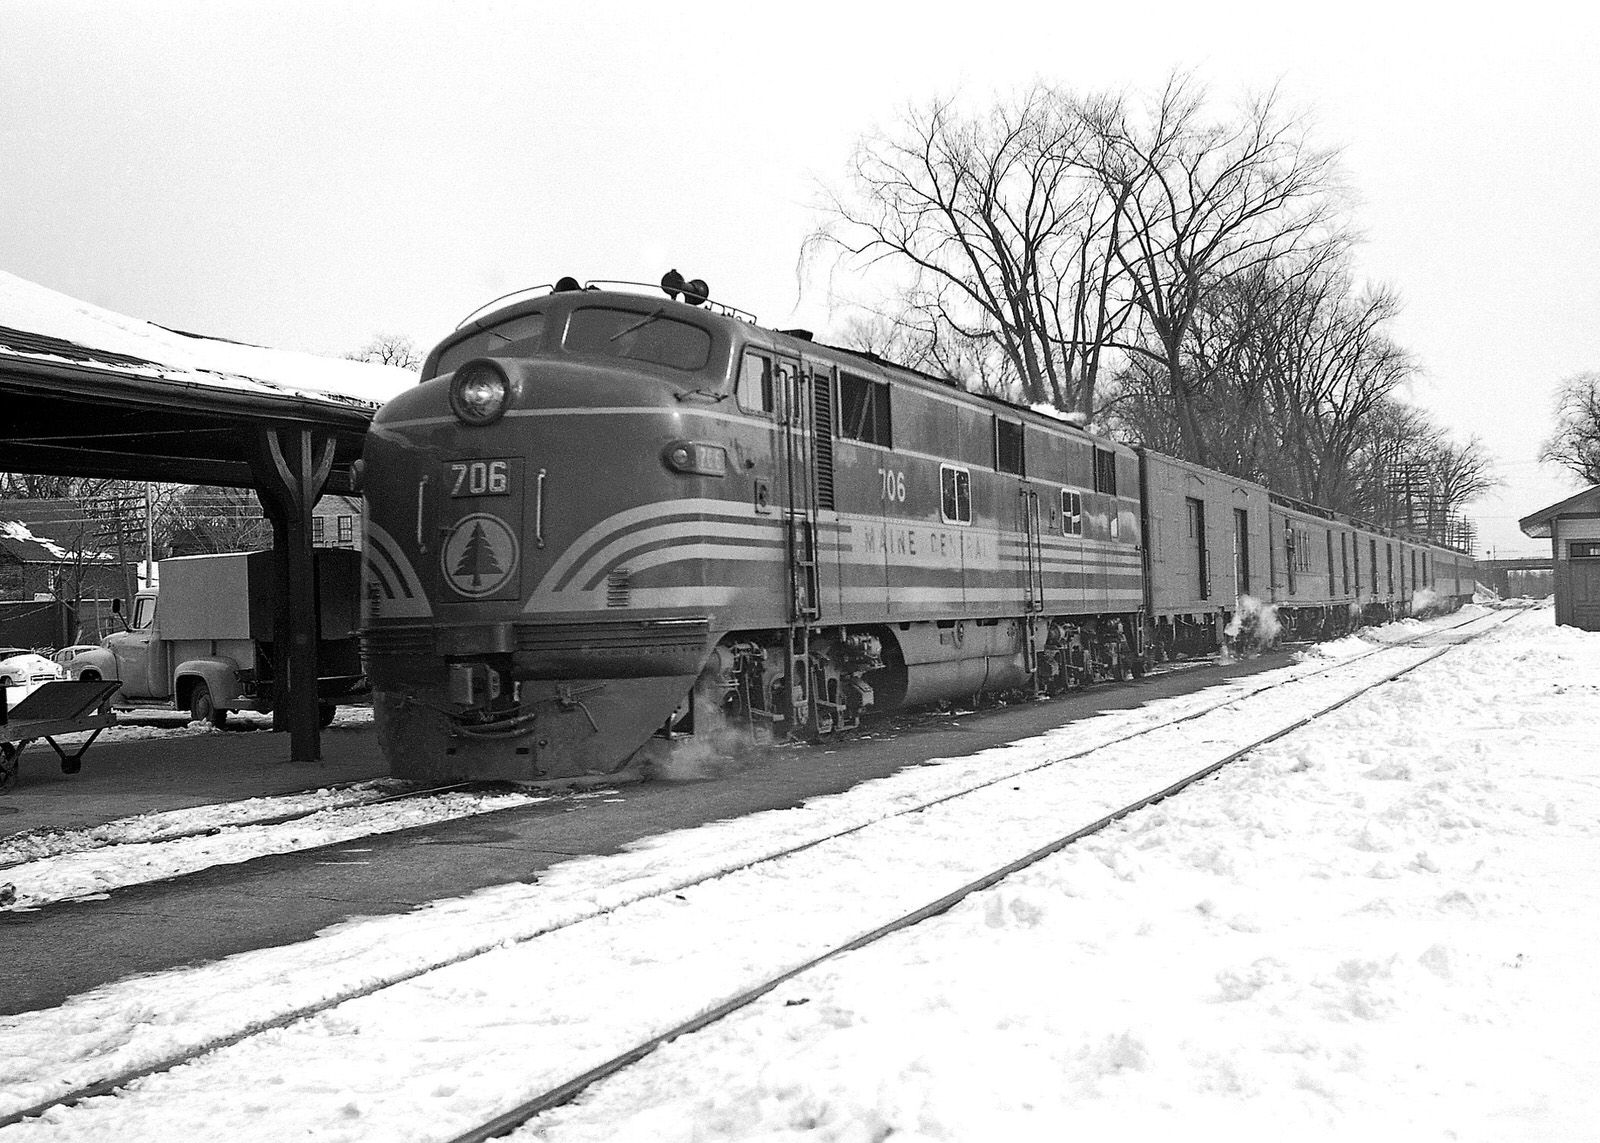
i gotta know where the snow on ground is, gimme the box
[4,605,1589,1143]
[41,702,374,748]
[0,782,553,912]
[0,775,410,867]
[0,611,1465,1124]
[515,603,1597,1143]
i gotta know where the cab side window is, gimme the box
[737,352,776,416]
[1061,491,1083,536]
[940,465,972,524]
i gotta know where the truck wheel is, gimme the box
[190,682,227,729]
[79,669,101,683]
[318,702,337,729]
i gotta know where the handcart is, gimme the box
[0,680,122,791]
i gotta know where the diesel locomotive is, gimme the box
[359,275,1474,783]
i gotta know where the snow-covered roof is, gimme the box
[0,270,415,410]
[0,519,111,564]
[1519,485,1600,538]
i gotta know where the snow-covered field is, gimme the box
[2,603,1594,1142]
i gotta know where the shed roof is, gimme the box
[0,269,414,409]
[0,270,413,490]
[1518,485,1600,538]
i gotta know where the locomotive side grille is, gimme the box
[813,374,836,511]
[606,567,631,608]
[515,617,709,653]
[364,618,712,681]
[516,616,710,679]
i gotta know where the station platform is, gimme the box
[0,714,387,842]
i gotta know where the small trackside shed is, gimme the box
[1519,486,1600,630]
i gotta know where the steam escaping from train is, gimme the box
[1223,596,1282,657]
[631,684,767,783]
[1410,588,1444,617]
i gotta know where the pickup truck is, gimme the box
[67,549,365,727]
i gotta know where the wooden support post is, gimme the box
[252,426,335,763]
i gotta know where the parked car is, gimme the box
[51,645,102,676]
[0,647,68,704]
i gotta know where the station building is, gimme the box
[1520,486,1600,631]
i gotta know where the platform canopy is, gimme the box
[0,269,418,761]
[0,270,413,489]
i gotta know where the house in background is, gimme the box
[313,494,363,549]
[0,507,124,601]
[0,509,126,646]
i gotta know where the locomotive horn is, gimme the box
[660,268,685,300]
[683,278,709,306]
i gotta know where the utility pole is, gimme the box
[144,483,154,587]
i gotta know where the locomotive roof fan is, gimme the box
[661,268,710,306]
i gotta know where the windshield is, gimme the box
[436,312,548,375]
[563,306,712,372]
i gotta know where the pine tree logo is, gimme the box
[441,513,518,597]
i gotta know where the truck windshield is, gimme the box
[132,597,156,629]
[436,312,548,375]
[563,306,712,372]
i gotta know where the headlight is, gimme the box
[450,359,512,426]
[662,441,728,476]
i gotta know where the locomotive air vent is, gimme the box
[778,328,814,341]
[606,567,631,608]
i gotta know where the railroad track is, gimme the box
[0,606,1525,1136]
[0,609,1484,890]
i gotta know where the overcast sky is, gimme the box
[3,1,1595,556]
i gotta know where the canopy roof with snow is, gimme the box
[0,270,416,490]
[0,269,413,409]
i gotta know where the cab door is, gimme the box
[111,594,162,699]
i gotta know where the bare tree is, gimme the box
[346,333,421,370]
[164,486,272,555]
[1426,436,1498,531]
[1094,75,1344,466]
[1540,371,1600,486]
[810,85,1133,413]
